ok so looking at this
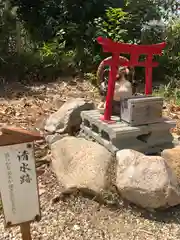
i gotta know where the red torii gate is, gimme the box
[97,36,166,123]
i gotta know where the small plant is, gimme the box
[84,73,97,85]
[154,79,180,105]
[94,8,129,43]
[174,87,180,105]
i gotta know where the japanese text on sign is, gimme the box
[18,150,32,184]
[0,142,40,226]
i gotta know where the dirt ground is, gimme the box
[0,77,180,240]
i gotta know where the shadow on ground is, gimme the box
[122,200,180,225]
[0,75,83,100]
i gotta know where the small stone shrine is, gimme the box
[80,37,176,154]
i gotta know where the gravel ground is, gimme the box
[0,78,180,239]
[1,167,180,240]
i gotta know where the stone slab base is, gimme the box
[80,110,176,154]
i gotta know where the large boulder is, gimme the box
[44,98,94,134]
[45,133,68,145]
[116,149,180,209]
[51,136,112,195]
[161,146,180,182]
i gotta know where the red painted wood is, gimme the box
[103,57,159,68]
[97,37,166,55]
[0,127,44,146]
[103,54,119,121]
[97,36,166,121]
[145,55,153,95]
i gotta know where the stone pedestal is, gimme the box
[80,110,176,154]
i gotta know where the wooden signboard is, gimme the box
[0,127,44,240]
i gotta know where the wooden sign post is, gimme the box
[0,127,44,240]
